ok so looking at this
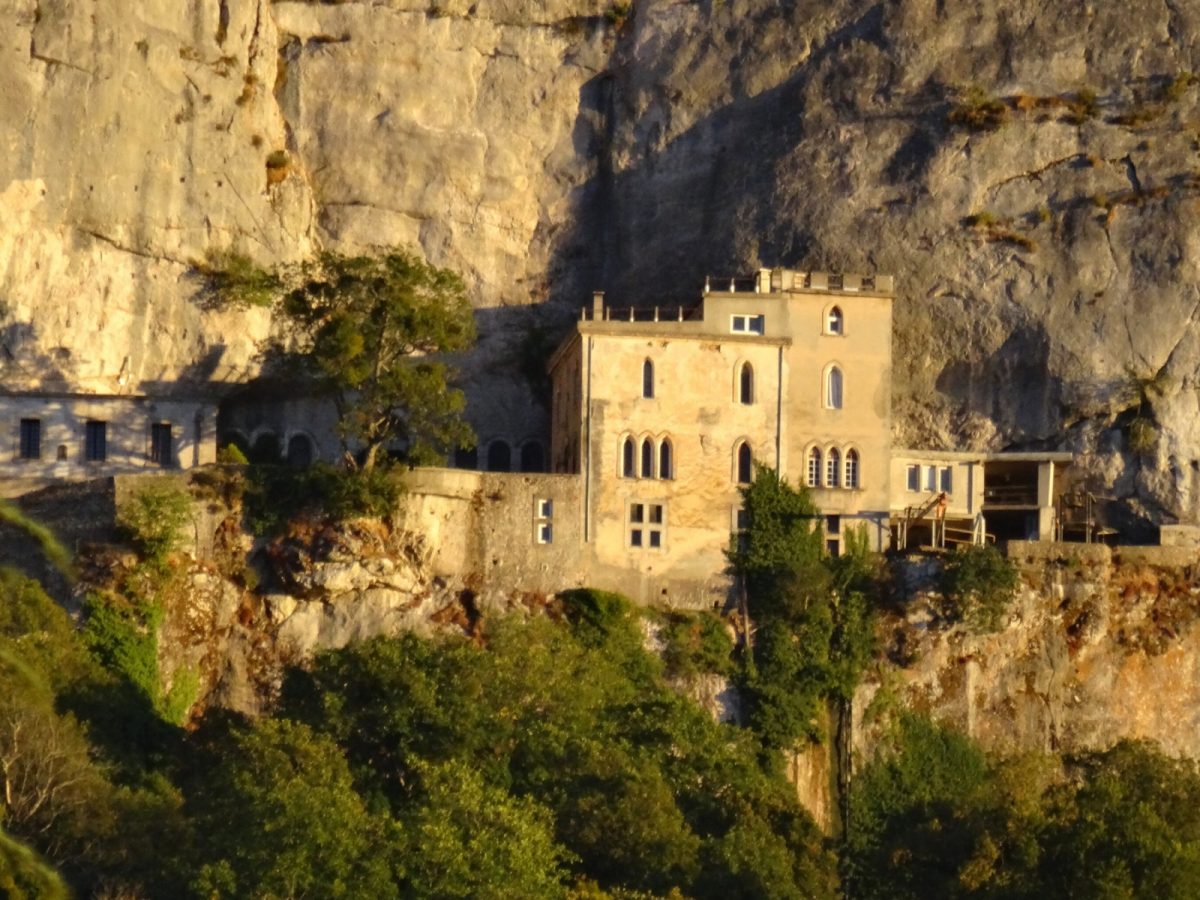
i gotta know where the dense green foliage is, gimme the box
[939,544,1019,632]
[848,715,1200,899]
[243,461,403,535]
[118,483,193,566]
[731,466,880,749]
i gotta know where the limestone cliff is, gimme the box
[6,0,1200,523]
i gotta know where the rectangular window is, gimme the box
[826,515,841,535]
[939,466,953,493]
[18,419,40,460]
[84,420,107,463]
[150,422,173,467]
[629,502,664,549]
[730,314,765,334]
[826,538,840,557]
[906,464,919,491]
[534,498,553,544]
[924,465,937,492]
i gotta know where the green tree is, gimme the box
[266,250,477,471]
[190,718,397,899]
[939,544,1018,633]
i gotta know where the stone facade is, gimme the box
[0,392,217,496]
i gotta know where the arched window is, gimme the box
[739,362,754,405]
[825,365,843,409]
[826,306,844,335]
[807,447,822,487]
[622,437,635,477]
[519,442,544,473]
[641,438,655,478]
[642,359,655,399]
[286,434,314,468]
[487,440,511,472]
[659,438,673,480]
[826,447,840,487]
[845,449,860,489]
[736,442,753,484]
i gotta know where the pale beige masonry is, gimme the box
[547,268,897,603]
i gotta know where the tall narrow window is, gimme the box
[18,419,40,460]
[151,423,174,467]
[622,437,635,477]
[739,362,754,405]
[736,442,752,484]
[939,466,953,493]
[642,359,654,399]
[826,306,844,335]
[641,438,654,478]
[825,366,843,409]
[826,447,840,487]
[807,447,822,487]
[845,449,860,489]
[658,438,673,480]
[906,464,920,491]
[487,440,511,472]
[84,420,107,462]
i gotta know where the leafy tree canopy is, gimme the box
[213,248,477,472]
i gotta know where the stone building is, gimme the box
[0,391,218,496]
[542,268,897,604]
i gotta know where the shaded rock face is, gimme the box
[7,0,1200,520]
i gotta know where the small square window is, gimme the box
[631,529,643,547]
[649,530,662,548]
[538,498,553,518]
[538,523,553,544]
[649,504,663,525]
[630,503,644,523]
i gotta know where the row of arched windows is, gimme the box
[454,440,545,473]
[806,446,860,489]
[621,435,674,479]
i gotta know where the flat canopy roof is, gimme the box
[893,448,1074,463]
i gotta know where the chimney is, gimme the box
[592,290,604,319]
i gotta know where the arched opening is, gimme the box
[286,434,314,468]
[641,438,655,478]
[807,447,822,487]
[739,362,754,405]
[659,438,673,480]
[487,440,511,472]
[622,437,636,477]
[218,430,249,460]
[642,359,655,399]
[736,442,753,484]
[519,442,545,473]
[825,365,843,409]
[250,432,281,464]
[454,446,479,469]
[826,447,840,487]
[826,306,844,335]
[845,449,860,488]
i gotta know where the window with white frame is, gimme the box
[826,447,840,487]
[731,314,765,335]
[824,365,844,409]
[808,447,822,487]
[924,465,937,492]
[534,498,553,544]
[628,502,665,549]
[939,466,953,493]
[906,464,920,491]
[845,449,859,489]
[826,306,844,335]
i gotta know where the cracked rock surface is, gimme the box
[5,0,1200,523]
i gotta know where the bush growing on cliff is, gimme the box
[938,544,1018,632]
[118,483,193,565]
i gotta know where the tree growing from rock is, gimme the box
[216,249,477,472]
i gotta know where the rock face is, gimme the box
[865,542,1200,760]
[6,0,1200,522]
